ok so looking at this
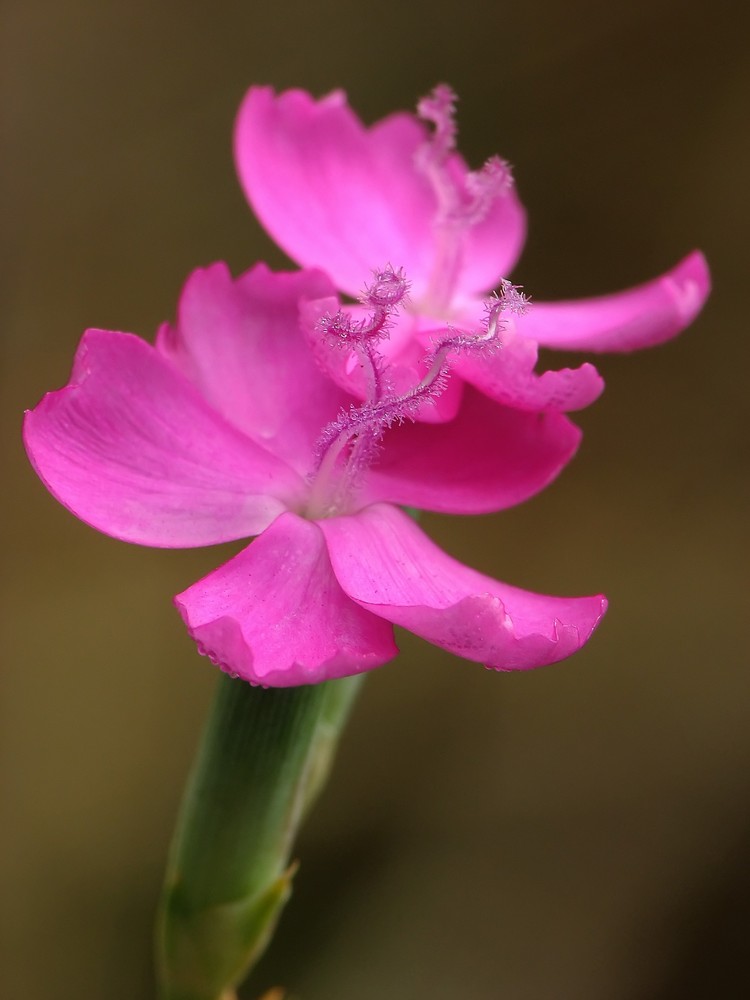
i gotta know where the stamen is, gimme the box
[414,85,516,314]
[307,268,527,519]
[464,156,515,225]
[364,265,411,310]
[315,265,409,404]
[494,278,530,315]
[416,84,458,166]
[318,265,409,349]
[415,84,460,221]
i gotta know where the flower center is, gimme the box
[304,265,528,520]
[414,84,514,316]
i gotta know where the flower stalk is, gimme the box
[156,671,363,1000]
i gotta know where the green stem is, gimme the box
[156,672,363,1000]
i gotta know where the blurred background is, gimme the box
[2,0,748,997]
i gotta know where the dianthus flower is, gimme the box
[24,263,605,686]
[235,84,710,422]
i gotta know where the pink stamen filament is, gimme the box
[307,274,526,519]
[415,85,516,316]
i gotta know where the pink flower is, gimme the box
[234,84,710,422]
[24,262,605,686]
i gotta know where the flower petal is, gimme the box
[517,251,710,352]
[235,86,437,298]
[321,504,607,671]
[175,512,398,686]
[156,262,351,473]
[24,330,303,547]
[361,387,581,514]
[234,86,526,302]
[452,319,605,412]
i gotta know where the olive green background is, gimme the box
[2,1,748,997]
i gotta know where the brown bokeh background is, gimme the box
[2,1,748,997]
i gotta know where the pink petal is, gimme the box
[157,263,352,474]
[321,505,607,671]
[235,86,436,299]
[517,251,710,352]
[175,512,398,686]
[452,319,605,412]
[234,86,526,303]
[361,387,581,514]
[24,330,304,547]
